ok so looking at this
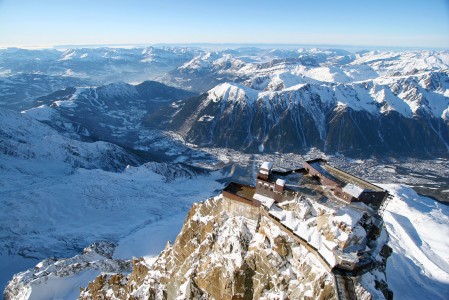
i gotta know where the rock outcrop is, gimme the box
[79,196,390,299]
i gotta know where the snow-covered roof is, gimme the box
[253,193,275,208]
[343,183,364,198]
[276,179,285,186]
[261,161,273,170]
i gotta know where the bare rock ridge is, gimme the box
[79,197,337,299]
[79,196,390,299]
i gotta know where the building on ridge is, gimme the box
[253,161,299,206]
[302,158,388,209]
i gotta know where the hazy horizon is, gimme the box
[2,42,448,52]
[1,0,448,49]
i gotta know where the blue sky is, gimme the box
[0,0,448,49]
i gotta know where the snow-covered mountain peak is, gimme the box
[179,51,221,70]
[140,46,198,63]
[207,82,259,104]
[293,65,353,84]
[177,51,247,74]
[443,108,449,121]
[58,48,126,62]
[170,67,449,155]
[59,49,77,61]
[261,71,310,91]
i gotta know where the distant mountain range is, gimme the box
[0,47,200,85]
[157,49,449,157]
[1,47,449,158]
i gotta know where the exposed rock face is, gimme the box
[79,197,390,299]
[161,71,449,157]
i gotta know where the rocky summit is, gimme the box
[78,192,391,300]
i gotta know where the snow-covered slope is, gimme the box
[351,50,449,76]
[0,74,87,111]
[381,184,449,300]
[4,242,131,300]
[0,162,222,298]
[0,109,137,171]
[0,109,223,294]
[161,48,449,90]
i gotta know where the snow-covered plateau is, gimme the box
[380,185,449,300]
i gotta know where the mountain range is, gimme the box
[163,71,449,157]
[9,47,447,158]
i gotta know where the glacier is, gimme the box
[0,109,223,295]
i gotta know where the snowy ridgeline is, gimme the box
[170,70,449,156]
[3,242,131,300]
[174,48,449,120]
[2,48,449,159]
[2,47,449,121]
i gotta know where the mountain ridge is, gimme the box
[163,71,449,157]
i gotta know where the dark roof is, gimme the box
[223,182,255,200]
[305,158,384,192]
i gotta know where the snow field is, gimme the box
[381,184,449,300]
